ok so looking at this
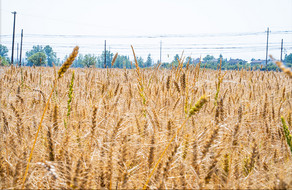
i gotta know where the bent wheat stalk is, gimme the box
[21,46,79,189]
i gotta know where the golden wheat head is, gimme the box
[58,46,79,79]
[269,55,292,78]
[111,53,118,66]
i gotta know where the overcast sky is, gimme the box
[1,0,292,62]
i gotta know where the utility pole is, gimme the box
[104,40,106,68]
[265,27,269,70]
[160,41,162,64]
[109,46,111,68]
[17,43,19,65]
[280,39,283,62]
[11,11,17,65]
[19,29,23,67]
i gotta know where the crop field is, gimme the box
[0,49,292,189]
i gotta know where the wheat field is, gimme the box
[0,57,292,189]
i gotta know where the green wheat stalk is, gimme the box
[67,70,75,117]
[281,116,292,154]
[64,71,75,129]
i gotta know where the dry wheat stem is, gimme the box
[21,80,57,189]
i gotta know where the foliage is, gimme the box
[26,45,44,58]
[203,55,215,62]
[137,56,144,68]
[0,55,9,66]
[172,54,180,66]
[145,54,153,67]
[17,44,292,71]
[0,44,9,58]
[27,52,47,66]
[44,45,58,66]
[158,53,289,71]
[284,53,292,66]
[26,45,57,66]
[97,50,114,68]
[82,54,97,68]
[113,55,132,68]
[72,54,84,68]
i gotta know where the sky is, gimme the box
[1,0,292,63]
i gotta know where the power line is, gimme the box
[1,30,291,39]
[1,29,291,62]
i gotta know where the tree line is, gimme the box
[0,44,292,71]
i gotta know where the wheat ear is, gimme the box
[58,46,79,79]
[111,53,118,67]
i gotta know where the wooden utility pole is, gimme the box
[19,29,23,66]
[11,11,17,65]
[280,39,283,62]
[17,43,19,65]
[104,40,106,68]
[265,27,269,70]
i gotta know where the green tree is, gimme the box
[27,52,47,66]
[266,63,278,71]
[172,54,180,66]
[26,45,44,57]
[217,54,223,63]
[26,46,44,66]
[0,56,9,66]
[97,50,114,68]
[145,54,153,67]
[137,57,144,68]
[72,54,84,68]
[26,45,57,66]
[284,53,292,64]
[82,54,97,68]
[113,55,131,68]
[202,55,217,69]
[185,56,194,67]
[44,45,57,66]
[0,44,9,58]
[203,55,215,62]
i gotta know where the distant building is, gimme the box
[250,59,266,66]
[227,58,247,65]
